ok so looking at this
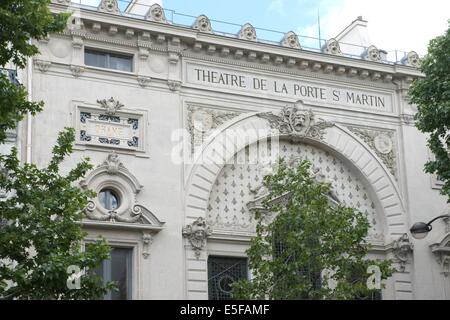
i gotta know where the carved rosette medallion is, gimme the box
[257,101,334,142]
[374,134,393,154]
[187,106,240,153]
[182,217,212,259]
[348,126,397,178]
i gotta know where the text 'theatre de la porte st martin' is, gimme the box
[192,67,387,109]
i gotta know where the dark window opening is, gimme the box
[98,188,120,211]
[208,256,248,300]
[92,247,133,300]
[85,49,133,72]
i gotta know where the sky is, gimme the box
[76,0,450,56]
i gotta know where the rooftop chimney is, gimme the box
[334,16,371,57]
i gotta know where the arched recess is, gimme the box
[183,110,412,300]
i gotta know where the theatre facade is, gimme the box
[7,0,450,299]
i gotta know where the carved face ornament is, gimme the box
[368,47,381,61]
[193,228,206,241]
[244,27,254,39]
[287,35,297,47]
[188,221,210,249]
[330,43,339,54]
[152,7,163,20]
[105,0,115,11]
[371,51,379,60]
[199,17,209,30]
[289,109,310,134]
[407,51,420,66]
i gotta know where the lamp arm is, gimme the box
[426,214,450,226]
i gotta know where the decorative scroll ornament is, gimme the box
[281,31,301,49]
[70,65,85,78]
[142,233,153,259]
[401,51,421,67]
[257,101,334,142]
[84,197,165,227]
[98,0,120,14]
[81,153,164,231]
[322,38,342,55]
[363,45,381,62]
[34,59,51,72]
[137,76,152,88]
[238,23,257,41]
[182,217,212,259]
[167,80,182,91]
[392,233,414,272]
[86,202,143,223]
[192,15,213,33]
[97,97,124,115]
[146,4,167,23]
[430,207,450,277]
[431,241,450,277]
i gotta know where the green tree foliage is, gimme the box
[0,0,69,142]
[0,1,113,299]
[409,21,450,199]
[232,160,393,300]
[0,129,114,299]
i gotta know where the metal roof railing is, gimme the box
[68,0,413,65]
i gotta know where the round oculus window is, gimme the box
[98,188,120,210]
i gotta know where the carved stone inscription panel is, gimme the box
[74,99,146,153]
[185,62,394,113]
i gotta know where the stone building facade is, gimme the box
[4,0,450,299]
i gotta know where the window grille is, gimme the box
[272,231,322,299]
[208,256,248,300]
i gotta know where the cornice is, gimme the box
[50,3,423,82]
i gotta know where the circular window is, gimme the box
[98,188,120,210]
